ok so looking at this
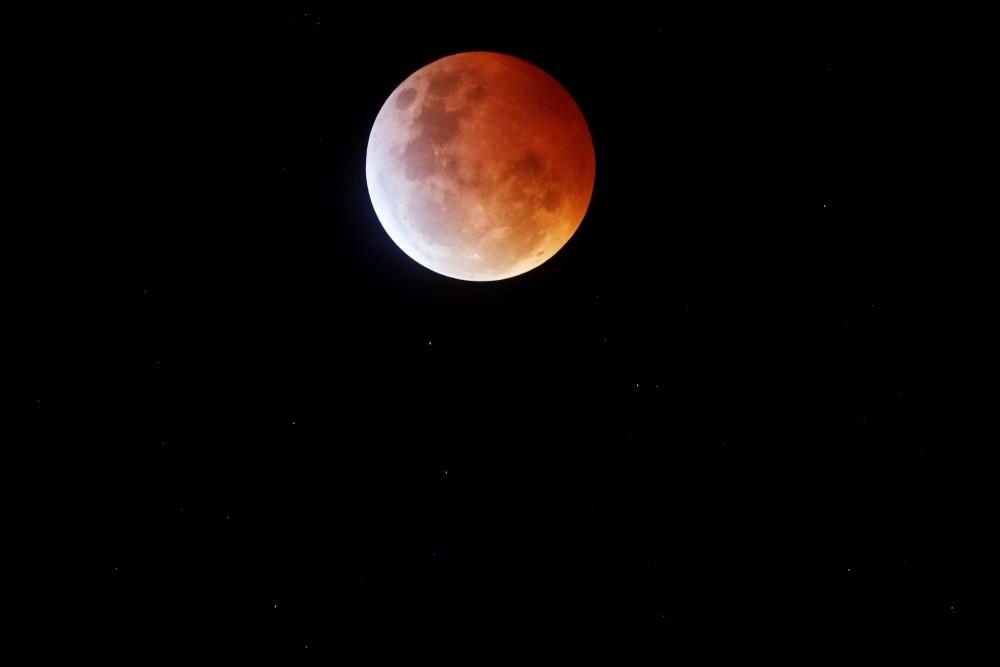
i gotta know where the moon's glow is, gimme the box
[366,52,595,281]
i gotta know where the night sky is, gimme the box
[24,4,983,658]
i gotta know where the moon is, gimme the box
[366,52,596,281]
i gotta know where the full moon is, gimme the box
[366,52,595,281]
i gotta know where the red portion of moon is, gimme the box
[366,52,595,281]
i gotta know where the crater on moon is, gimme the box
[366,52,596,281]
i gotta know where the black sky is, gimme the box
[22,3,984,659]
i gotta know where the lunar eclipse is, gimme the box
[366,51,596,281]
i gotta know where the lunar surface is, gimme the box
[366,52,595,281]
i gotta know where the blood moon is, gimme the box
[366,52,595,281]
